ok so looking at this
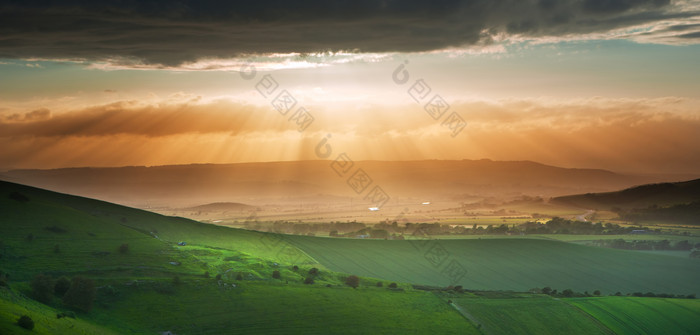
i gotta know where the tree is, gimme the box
[542,287,552,295]
[31,274,54,303]
[593,290,601,296]
[562,289,574,298]
[62,276,96,312]
[308,268,319,276]
[376,282,383,287]
[272,270,281,279]
[17,315,34,330]
[304,277,314,285]
[235,274,243,280]
[215,274,222,280]
[388,282,398,288]
[345,275,360,288]
[54,276,71,297]
[118,243,129,254]
[204,271,210,278]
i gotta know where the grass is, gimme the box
[447,293,612,335]
[0,287,120,335]
[568,296,700,335]
[285,235,700,294]
[2,180,699,334]
[93,281,477,334]
[0,181,475,334]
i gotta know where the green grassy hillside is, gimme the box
[0,288,121,335]
[447,293,613,335]
[285,235,700,294]
[2,180,699,334]
[446,292,700,335]
[568,297,700,335]
[0,181,477,334]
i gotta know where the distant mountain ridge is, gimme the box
[0,160,670,207]
[552,178,700,210]
[183,202,257,212]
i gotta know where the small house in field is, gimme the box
[177,241,187,246]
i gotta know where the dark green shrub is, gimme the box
[376,282,383,287]
[292,265,299,271]
[215,274,222,280]
[309,268,319,276]
[235,274,243,281]
[204,271,210,278]
[172,276,182,286]
[54,276,71,297]
[593,290,601,296]
[17,315,34,329]
[31,274,54,303]
[272,270,281,279]
[53,244,61,253]
[0,272,8,287]
[118,243,129,254]
[304,277,314,285]
[345,275,360,288]
[62,276,96,312]
[388,282,398,288]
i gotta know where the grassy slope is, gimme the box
[94,281,476,335]
[0,181,317,281]
[0,181,475,334]
[0,287,120,335]
[448,293,613,335]
[286,235,700,294]
[568,297,700,335]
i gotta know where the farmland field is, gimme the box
[448,294,612,335]
[2,181,700,334]
[286,235,700,294]
[568,297,700,335]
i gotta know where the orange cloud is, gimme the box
[1,97,699,174]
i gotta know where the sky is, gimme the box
[1,0,699,174]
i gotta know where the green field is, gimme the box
[0,181,475,334]
[93,281,476,334]
[568,297,700,335]
[285,235,700,294]
[447,293,612,335]
[2,180,700,334]
[446,293,700,335]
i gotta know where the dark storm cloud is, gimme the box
[0,0,693,65]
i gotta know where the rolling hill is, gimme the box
[0,160,664,208]
[551,178,700,210]
[2,180,699,334]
